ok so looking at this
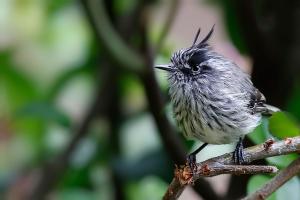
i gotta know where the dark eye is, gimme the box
[188,51,208,73]
[191,65,200,72]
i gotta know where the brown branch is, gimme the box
[242,157,300,200]
[163,136,300,200]
[164,165,277,200]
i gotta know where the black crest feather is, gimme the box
[192,28,201,46]
[195,24,215,48]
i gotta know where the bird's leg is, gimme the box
[233,137,245,164]
[187,143,208,173]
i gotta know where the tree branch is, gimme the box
[242,157,300,200]
[84,0,145,73]
[163,136,300,200]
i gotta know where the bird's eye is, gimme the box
[191,65,200,72]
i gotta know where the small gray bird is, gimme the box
[155,25,278,169]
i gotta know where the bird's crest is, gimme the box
[192,25,215,48]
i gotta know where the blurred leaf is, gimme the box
[248,118,270,144]
[247,175,276,200]
[269,112,300,139]
[0,53,39,114]
[47,0,73,14]
[55,188,94,200]
[16,102,71,127]
[60,168,92,189]
[113,0,139,15]
[286,85,300,121]
[248,124,266,144]
[266,154,298,169]
[126,176,167,200]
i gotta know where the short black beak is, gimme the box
[155,64,173,72]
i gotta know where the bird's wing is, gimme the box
[249,88,280,116]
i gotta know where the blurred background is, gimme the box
[1,0,300,200]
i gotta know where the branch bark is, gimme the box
[242,157,300,200]
[163,136,300,200]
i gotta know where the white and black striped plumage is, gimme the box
[156,26,278,164]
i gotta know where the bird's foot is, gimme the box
[186,143,208,175]
[233,138,245,164]
[186,153,197,175]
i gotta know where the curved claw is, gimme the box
[233,138,246,164]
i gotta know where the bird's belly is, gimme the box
[175,107,261,145]
[193,126,241,144]
[180,118,240,144]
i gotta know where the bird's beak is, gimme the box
[154,64,174,72]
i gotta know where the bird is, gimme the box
[155,25,279,170]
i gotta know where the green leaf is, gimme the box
[247,175,276,200]
[16,102,71,128]
[55,188,94,200]
[269,112,300,139]
[126,176,167,200]
[266,154,298,169]
[248,118,271,144]
[0,53,39,114]
[248,123,267,144]
[46,0,74,14]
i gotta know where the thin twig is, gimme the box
[85,0,145,73]
[163,136,300,200]
[242,157,300,200]
[154,0,180,53]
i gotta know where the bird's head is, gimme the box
[155,25,217,82]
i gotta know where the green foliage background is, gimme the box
[0,0,300,200]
